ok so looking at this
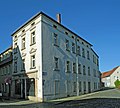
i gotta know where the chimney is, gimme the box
[57,13,61,23]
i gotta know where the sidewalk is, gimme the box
[48,91,99,104]
[0,91,100,105]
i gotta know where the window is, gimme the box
[93,55,96,64]
[31,31,36,45]
[54,57,59,70]
[79,81,82,92]
[53,33,58,46]
[14,61,17,73]
[83,65,86,75]
[22,29,25,33]
[87,51,90,60]
[66,61,70,72]
[55,80,59,95]
[88,67,90,76]
[93,69,96,77]
[83,81,86,93]
[78,64,81,74]
[72,43,75,53]
[77,46,80,55]
[97,58,99,66]
[22,37,25,50]
[31,55,36,69]
[31,22,35,26]
[21,59,25,71]
[73,63,76,73]
[73,82,76,92]
[8,65,11,74]
[65,39,70,51]
[14,42,17,53]
[53,25,57,28]
[15,79,21,95]
[82,48,85,58]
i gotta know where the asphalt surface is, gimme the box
[0,88,120,108]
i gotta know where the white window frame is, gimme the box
[66,39,70,51]
[31,55,36,69]
[73,63,76,73]
[31,31,36,45]
[78,64,81,74]
[72,43,75,53]
[54,57,59,70]
[22,37,25,50]
[66,61,70,72]
[53,33,58,46]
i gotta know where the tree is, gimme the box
[114,79,120,88]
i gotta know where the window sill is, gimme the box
[53,44,59,47]
[30,67,36,70]
[73,72,77,74]
[53,68,60,71]
[21,48,26,51]
[66,49,70,52]
[30,43,36,46]
[65,71,71,73]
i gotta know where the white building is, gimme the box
[101,66,120,87]
[11,12,100,102]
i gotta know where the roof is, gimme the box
[11,11,92,46]
[101,66,119,78]
[0,46,12,55]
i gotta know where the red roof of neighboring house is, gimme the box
[101,66,119,78]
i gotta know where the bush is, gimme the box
[114,79,120,88]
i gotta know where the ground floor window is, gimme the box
[83,81,86,93]
[54,80,59,95]
[15,79,21,95]
[26,78,35,96]
[79,82,82,92]
[73,82,76,92]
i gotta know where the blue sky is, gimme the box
[0,0,120,72]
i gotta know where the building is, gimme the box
[101,66,120,87]
[0,47,12,98]
[11,12,100,102]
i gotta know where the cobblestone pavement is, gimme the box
[0,89,120,108]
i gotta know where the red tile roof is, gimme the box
[101,66,119,78]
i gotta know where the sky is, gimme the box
[0,0,120,72]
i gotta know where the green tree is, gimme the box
[114,79,120,88]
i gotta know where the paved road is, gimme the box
[0,89,120,108]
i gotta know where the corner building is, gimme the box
[11,12,100,102]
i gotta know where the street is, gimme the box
[0,88,120,108]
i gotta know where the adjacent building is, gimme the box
[11,12,100,102]
[101,66,120,87]
[0,47,12,97]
